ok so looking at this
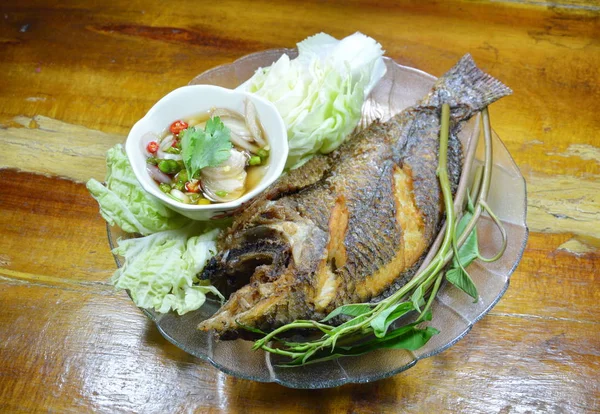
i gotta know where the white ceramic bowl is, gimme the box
[125,85,288,221]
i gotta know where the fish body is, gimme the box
[199,55,511,338]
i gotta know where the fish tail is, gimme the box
[422,54,512,113]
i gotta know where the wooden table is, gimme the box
[1,0,598,412]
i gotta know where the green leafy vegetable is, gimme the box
[180,116,232,179]
[329,315,370,335]
[86,144,189,235]
[454,211,479,268]
[370,302,416,338]
[280,316,438,367]
[86,146,225,315]
[112,223,224,315]
[411,284,425,313]
[445,267,478,300]
[320,303,373,322]
[240,32,387,168]
[444,207,480,300]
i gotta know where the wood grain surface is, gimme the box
[1,0,599,412]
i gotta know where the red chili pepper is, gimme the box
[185,181,200,193]
[146,141,159,154]
[170,120,188,135]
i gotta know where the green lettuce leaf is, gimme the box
[86,144,189,235]
[112,224,225,315]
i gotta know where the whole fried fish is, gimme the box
[199,54,511,338]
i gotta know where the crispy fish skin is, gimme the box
[198,54,512,338]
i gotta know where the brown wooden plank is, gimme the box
[0,116,124,182]
[493,232,600,323]
[0,169,114,284]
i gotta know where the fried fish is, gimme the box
[198,54,511,338]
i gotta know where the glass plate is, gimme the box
[108,49,528,389]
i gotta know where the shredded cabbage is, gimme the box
[86,144,189,235]
[240,32,386,168]
[111,225,224,315]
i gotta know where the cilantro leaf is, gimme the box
[180,116,232,178]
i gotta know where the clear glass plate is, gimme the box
[108,49,528,389]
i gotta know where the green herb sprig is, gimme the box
[180,116,232,179]
[242,105,507,366]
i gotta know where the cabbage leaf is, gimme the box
[111,224,224,315]
[86,144,189,235]
[240,32,386,168]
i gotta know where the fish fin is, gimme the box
[422,54,512,113]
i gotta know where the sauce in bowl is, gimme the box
[142,101,270,205]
